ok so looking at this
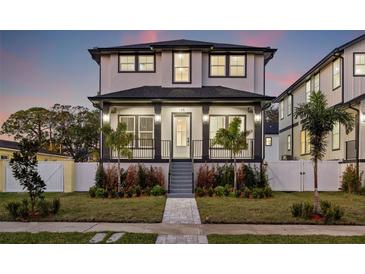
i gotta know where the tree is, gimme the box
[9,139,46,215]
[101,123,133,191]
[212,117,251,190]
[294,91,354,212]
[1,107,51,146]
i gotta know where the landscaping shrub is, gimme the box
[117,188,125,198]
[214,186,225,197]
[135,185,142,197]
[223,184,231,196]
[95,164,106,188]
[105,165,119,193]
[263,185,273,198]
[143,187,151,196]
[126,187,134,198]
[359,186,365,196]
[123,165,138,191]
[137,164,148,189]
[196,164,215,189]
[333,205,344,221]
[236,164,246,189]
[5,202,20,219]
[150,185,166,196]
[5,199,30,220]
[50,198,61,215]
[320,200,344,224]
[242,187,251,198]
[195,187,205,197]
[235,190,241,198]
[146,166,165,188]
[215,164,234,187]
[95,188,107,198]
[290,203,303,218]
[341,164,363,193]
[18,199,30,219]
[89,186,97,198]
[252,188,258,199]
[37,199,51,217]
[207,187,214,197]
[302,202,314,219]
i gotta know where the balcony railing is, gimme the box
[345,140,356,160]
[111,139,155,159]
[209,138,254,159]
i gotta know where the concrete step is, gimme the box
[170,188,193,193]
[167,193,194,198]
[171,175,192,180]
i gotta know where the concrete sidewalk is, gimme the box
[1,222,365,236]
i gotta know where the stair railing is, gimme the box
[191,140,194,194]
[168,140,172,193]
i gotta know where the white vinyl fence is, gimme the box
[75,162,98,191]
[5,161,64,192]
[267,160,341,191]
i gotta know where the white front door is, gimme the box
[173,114,191,158]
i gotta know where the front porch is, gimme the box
[103,103,261,162]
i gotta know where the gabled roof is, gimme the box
[89,39,277,64]
[274,33,365,103]
[88,86,274,103]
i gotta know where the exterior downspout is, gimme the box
[290,93,294,159]
[348,105,360,178]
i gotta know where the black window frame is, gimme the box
[172,51,192,84]
[353,52,365,77]
[332,58,341,90]
[208,53,247,78]
[118,53,156,73]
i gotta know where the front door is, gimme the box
[172,113,191,158]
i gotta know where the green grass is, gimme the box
[0,192,166,223]
[208,234,365,244]
[197,192,365,224]
[0,232,157,244]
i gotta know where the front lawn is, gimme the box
[197,192,365,224]
[208,234,365,244]
[0,232,157,244]
[0,193,166,223]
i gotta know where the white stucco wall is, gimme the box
[264,134,279,161]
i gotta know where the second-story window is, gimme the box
[229,55,246,77]
[287,95,292,116]
[333,58,341,89]
[332,122,340,150]
[173,52,190,83]
[354,53,365,76]
[210,55,226,76]
[138,55,155,72]
[119,55,136,72]
[314,73,320,92]
[280,101,284,119]
[305,80,311,102]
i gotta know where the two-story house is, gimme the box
[88,39,276,197]
[275,34,365,174]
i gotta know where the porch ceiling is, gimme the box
[88,86,275,104]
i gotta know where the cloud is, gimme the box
[121,30,164,45]
[240,31,285,47]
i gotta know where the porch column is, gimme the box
[202,104,210,161]
[254,104,263,161]
[154,103,162,160]
[101,103,111,160]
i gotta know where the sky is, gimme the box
[1,30,365,140]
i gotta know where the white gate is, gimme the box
[5,162,64,192]
[267,160,341,191]
[75,162,98,191]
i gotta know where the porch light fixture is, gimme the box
[155,114,161,123]
[103,113,110,123]
[254,113,261,123]
[202,114,209,123]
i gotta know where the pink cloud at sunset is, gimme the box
[240,31,285,47]
[121,30,162,45]
[266,71,300,94]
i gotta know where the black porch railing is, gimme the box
[111,139,155,159]
[209,138,254,159]
[345,140,356,160]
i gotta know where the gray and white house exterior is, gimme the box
[88,39,276,196]
[275,34,365,174]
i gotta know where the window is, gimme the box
[332,122,340,150]
[139,116,154,147]
[228,116,246,132]
[300,130,311,155]
[209,116,225,139]
[287,135,291,151]
[119,55,136,72]
[314,73,320,92]
[173,52,190,82]
[354,53,365,76]
[229,55,246,77]
[280,101,284,119]
[265,137,272,146]
[119,116,135,145]
[1,155,8,160]
[287,96,292,116]
[305,80,311,102]
[210,55,226,76]
[138,55,154,72]
[333,58,341,89]
[176,117,187,146]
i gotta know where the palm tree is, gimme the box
[101,123,133,191]
[294,91,354,212]
[212,117,251,190]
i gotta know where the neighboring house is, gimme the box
[0,140,71,161]
[88,39,276,196]
[264,121,279,161]
[274,34,365,172]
